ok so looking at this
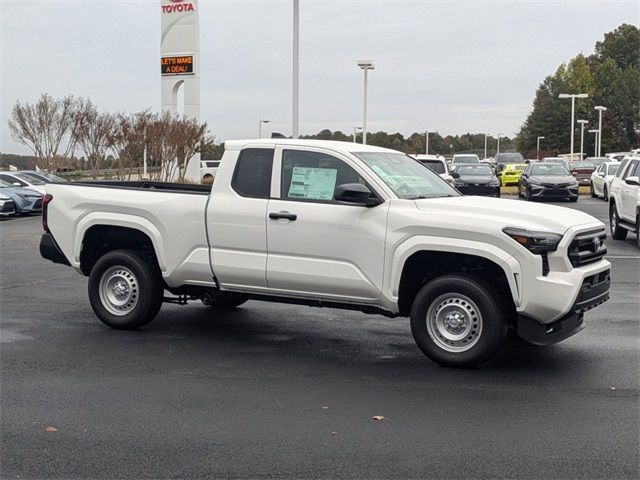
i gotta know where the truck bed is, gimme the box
[52,180,211,195]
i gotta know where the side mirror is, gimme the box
[450,172,460,179]
[335,183,380,207]
[597,172,605,177]
[625,176,640,186]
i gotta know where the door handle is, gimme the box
[269,211,297,221]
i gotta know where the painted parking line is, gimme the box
[606,255,640,259]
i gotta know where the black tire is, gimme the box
[610,204,628,240]
[603,185,608,201]
[205,291,248,310]
[88,249,163,330]
[590,182,597,198]
[410,275,508,368]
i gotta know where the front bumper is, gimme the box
[457,185,500,197]
[518,269,610,345]
[530,184,579,199]
[0,200,16,216]
[501,175,521,186]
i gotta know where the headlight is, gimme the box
[16,193,27,199]
[503,227,563,254]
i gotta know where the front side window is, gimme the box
[623,160,639,179]
[281,150,369,202]
[231,148,274,198]
[353,152,459,199]
[607,164,619,176]
[0,174,25,186]
[14,173,45,185]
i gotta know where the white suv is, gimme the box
[608,156,640,248]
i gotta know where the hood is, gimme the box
[414,196,601,234]
[529,175,576,185]
[457,175,496,185]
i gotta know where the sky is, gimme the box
[0,0,638,155]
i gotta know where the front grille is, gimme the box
[1,201,15,213]
[568,229,607,267]
[541,253,550,276]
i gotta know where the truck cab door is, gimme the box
[266,146,389,302]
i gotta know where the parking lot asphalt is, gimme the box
[1,197,639,479]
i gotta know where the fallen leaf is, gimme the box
[610,387,616,390]
[372,415,385,421]
[46,427,58,432]
[331,431,337,435]
[320,406,329,410]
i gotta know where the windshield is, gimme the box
[457,165,493,176]
[353,152,460,199]
[14,173,45,185]
[531,164,570,176]
[23,171,66,182]
[571,162,595,169]
[452,155,479,163]
[421,160,445,174]
[495,153,524,164]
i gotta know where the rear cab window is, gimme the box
[231,148,274,198]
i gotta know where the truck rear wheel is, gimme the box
[88,249,163,330]
[410,275,508,368]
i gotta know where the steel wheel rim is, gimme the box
[426,293,483,353]
[99,266,139,316]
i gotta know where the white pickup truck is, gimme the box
[609,155,640,248]
[40,139,611,367]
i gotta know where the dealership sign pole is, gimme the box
[161,0,201,181]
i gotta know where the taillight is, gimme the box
[42,193,53,233]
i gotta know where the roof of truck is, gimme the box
[224,139,401,154]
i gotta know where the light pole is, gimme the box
[595,105,607,156]
[496,133,503,156]
[536,136,545,160]
[588,129,599,157]
[484,133,490,159]
[425,131,430,155]
[353,125,362,143]
[357,59,374,144]
[258,118,270,138]
[577,120,588,160]
[558,93,588,160]
[292,0,299,139]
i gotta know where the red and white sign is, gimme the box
[162,0,195,14]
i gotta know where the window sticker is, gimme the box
[288,167,338,200]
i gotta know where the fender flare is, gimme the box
[73,212,167,271]
[387,235,522,308]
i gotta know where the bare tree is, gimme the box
[7,93,88,171]
[75,102,116,178]
[108,111,151,180]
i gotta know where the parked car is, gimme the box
[568,161,596,186]
[519,163,579,202]
[499,163,527,186]
[451,154,480,165]
[590,162,620,200]
[40,139,610,368]
[414,155,455,185]
[451,164,500,197]
[542,157,569,169]
[606,152,630,162]
[0,179,43,214]
[0,172,47,195]
[0,194,16,217]
[200,160,220,184]
[495,152,525,174]
[20,170,68,183]
[608,156,640,248]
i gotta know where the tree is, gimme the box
[108,111,151,180]
[7,93,88,171]
[75,102,116,178]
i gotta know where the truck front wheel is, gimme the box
[610,205,628,240]
[88,249,163,330]
[410,275,508,368]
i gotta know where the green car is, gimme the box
[500,163,527,186]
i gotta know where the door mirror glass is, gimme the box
[335,183,379,207]
[451,172,461,179]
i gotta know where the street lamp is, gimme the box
[536,136,545,160]
[558,93,588,160]
[353,125,362,143]
[577,120,588,160]
[425,131,430,155]
[588,129,599,157]
[595,106,607,156]
[258,118,271,138]
[484,133,490,159]
[496,133,503,156]
[357,59,375,144]
[292,0,299,138]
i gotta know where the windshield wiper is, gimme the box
[406,194,458,200]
